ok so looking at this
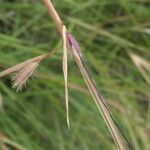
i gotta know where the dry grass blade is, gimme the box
[129,52,150,84]
[62,25,70,128]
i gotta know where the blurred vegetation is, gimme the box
[0,0,150,149]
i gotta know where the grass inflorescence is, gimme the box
[0,0,149,149]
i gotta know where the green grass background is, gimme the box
[0,0,150,149]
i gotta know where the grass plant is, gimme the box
[0,0,149,149]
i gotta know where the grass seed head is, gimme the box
[12,61,39,91]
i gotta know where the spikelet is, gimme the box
[66,32,82,58]
[12,61,39,91]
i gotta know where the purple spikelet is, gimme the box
[66,32,82,57]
